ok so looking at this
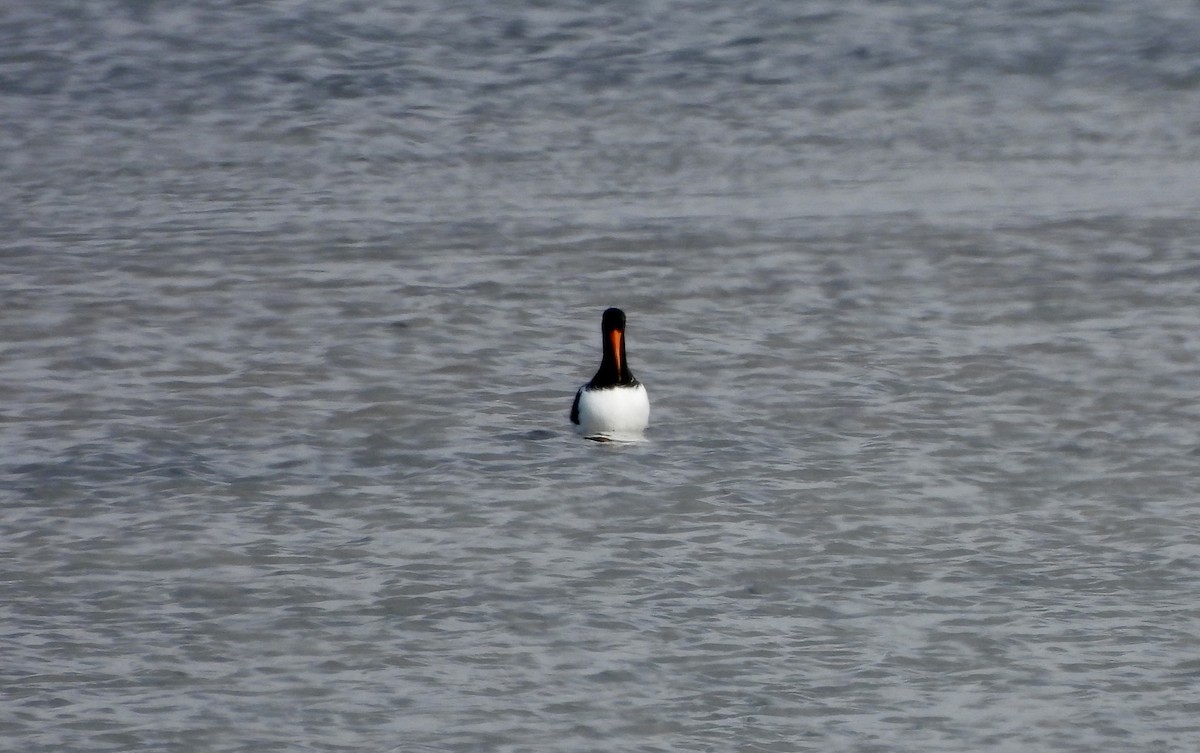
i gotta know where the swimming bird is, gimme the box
[570,307,650,439]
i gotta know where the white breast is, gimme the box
[576,384,650,439]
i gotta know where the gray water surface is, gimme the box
[3,1,1200,751]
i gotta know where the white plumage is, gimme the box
[574,383,650,439]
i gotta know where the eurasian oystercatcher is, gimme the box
[570,308,650,439]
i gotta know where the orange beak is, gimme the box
[609,328,623,375]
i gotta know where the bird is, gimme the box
[570,307,650,440]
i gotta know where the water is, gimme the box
[3,1,1200,751]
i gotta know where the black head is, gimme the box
[601,307,626,333]
[590,307,636,387]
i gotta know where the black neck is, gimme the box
[591,330,636,387]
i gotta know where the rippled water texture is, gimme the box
[3,1,1200,751]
